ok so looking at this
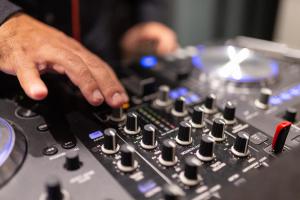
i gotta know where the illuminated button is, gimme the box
[89,130,103,140]
[140,56,158,69]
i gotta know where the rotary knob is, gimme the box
[189,106,204,128]
[42,176,70,200]
[117,144,138,172]
[283,107,297,123]
[196,134,215,162]
[223,101,236,124]
[141,124,157,150]
[163,184,184,200]
[159,139,178,166]
[64,151,82,171]
[202,94,217,114]
[255,88,272,109]
[101,128,120,154]
[209,118,226,142]
[231,131,250,157]
[110,108,126,122]
[176,121,192,145]
[171,97,188,117]
[154,85,172,107]
[179,156,202,186]
[124,112,141,135]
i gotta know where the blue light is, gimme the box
[169,90,180,100]
[288,88,300,96]
[140,56,158,69]
[269,96,282,105]
[138,180,157,193]
[177,87,188,96]
[89,130,103,140]
[279,92,292,101]
[185,97,193,104]
[191,55,203,70]
[189,94,200,102]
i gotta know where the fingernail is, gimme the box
[30,84,47,100]
[93,89,103,104]
[112,92,122,105]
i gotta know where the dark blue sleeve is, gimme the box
[135,0,169,23]
[0,0,22,25]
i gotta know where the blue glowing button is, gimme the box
[279,92,292,101]
[89,130,103,140]
[140,56,158,69]
[189,94,200,102]
[177,87,188,96]
[169,90,180,100]
[191,56,203,70]
[289,87,300,96]
[138,180,157,194]
[270,96,282,105]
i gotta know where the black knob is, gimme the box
[118,144,138,172]
[124,112,140,135]
[176,121,192,145]
[45,176,64,200]
[102,128,119,154]
[231,131,250,157]
[141,124,157,149]
[190,106,204,128]
[210,118,226,142]
[159,139,178,166]
[196,134,215,161]
[110,108,126,122]
[64,151,81,171]
[272,121,292,154]
[163,184,184,200]
[283,107,297,123]
[255,88,272,109]
[171,97,188,117]
[154,85,172,107]
[223,101,236,124]
[203,94,217,113]
[180,156,201,186]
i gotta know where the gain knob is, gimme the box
[223,101,236,124]
[202,94,217,114]
[141,124,157,150]
[189,106,204,128]
[101,128,120,154]
[117,144,138,172]
[176,121,192,145]
[196,134,215,162]
[42,176,70,200]
[159,139,178,166]
[209,118,226,142]
[171,97,188,117]
[163,184,185,200]
[255,88,272,109]
[179,156,202,186]
[231,131,250,157]
[154,85,172,108]
[124,112,141,135]
[64,151,82,171]
[110,108,126,122]
[272,121,292,154]
[283,107,297,123]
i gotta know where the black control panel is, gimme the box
[1,39,300,200]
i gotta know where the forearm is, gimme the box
[0,0,21,25]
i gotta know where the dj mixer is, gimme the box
[1,37,300,200]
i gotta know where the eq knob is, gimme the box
[202,94,217,114]
[179,155,202,186]
[189,106,204,128]
[171,97,188,117]
[154,85,172,107]
[110,108,126,122]
[117,144,138,172]
[272,121,292,154]
[283,107,297,123]
[176,121,192,145]
[159,139,178,166]
[196,134,215,162]
[255,88,272,109]
[43,176,70,200]
[163,184,184,200]
[64,151,82,171]
[231,131,250,157]
[223,101,236,124]
[124,112,141,135]
[101,128,120,154]
[141,124,157,150]
[209,118,226,142]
